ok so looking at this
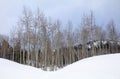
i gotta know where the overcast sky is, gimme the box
[0,0,120,35]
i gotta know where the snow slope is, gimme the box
[0,54,120,79]
[0,59,47,79]
[52,54,120,79]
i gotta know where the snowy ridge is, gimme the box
[0,53,120,79]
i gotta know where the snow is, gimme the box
[117,42,120,45]
[0,59,47,79]
[93,41,99,48]
[0,53,120,79]
[86,44,92,49]
[55,54,120,79]
[102,40,107,45]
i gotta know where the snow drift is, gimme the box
[0,53,120,79]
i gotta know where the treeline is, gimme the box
[0,8,120,71]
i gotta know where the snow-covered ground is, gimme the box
[0,53,120,79]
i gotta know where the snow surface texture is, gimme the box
[0,54,120,79]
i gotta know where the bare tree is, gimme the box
[9,26,17,61]
[66,21,75,64]
[107,20,118,53]
[17,22,23,64]
[54,20,61,67]
[80,26,89,58]
[21,7,33,65]
[107,20,118,41]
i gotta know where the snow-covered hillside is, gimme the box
[0,54,120,79]
[52,54,120,79]
[0,59,47,79]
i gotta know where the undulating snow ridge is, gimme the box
[0,53,120,79]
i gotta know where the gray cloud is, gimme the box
[0,0,120,35]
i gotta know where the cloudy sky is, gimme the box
[0,0,120,35]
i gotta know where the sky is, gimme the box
[0,0,120,35]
